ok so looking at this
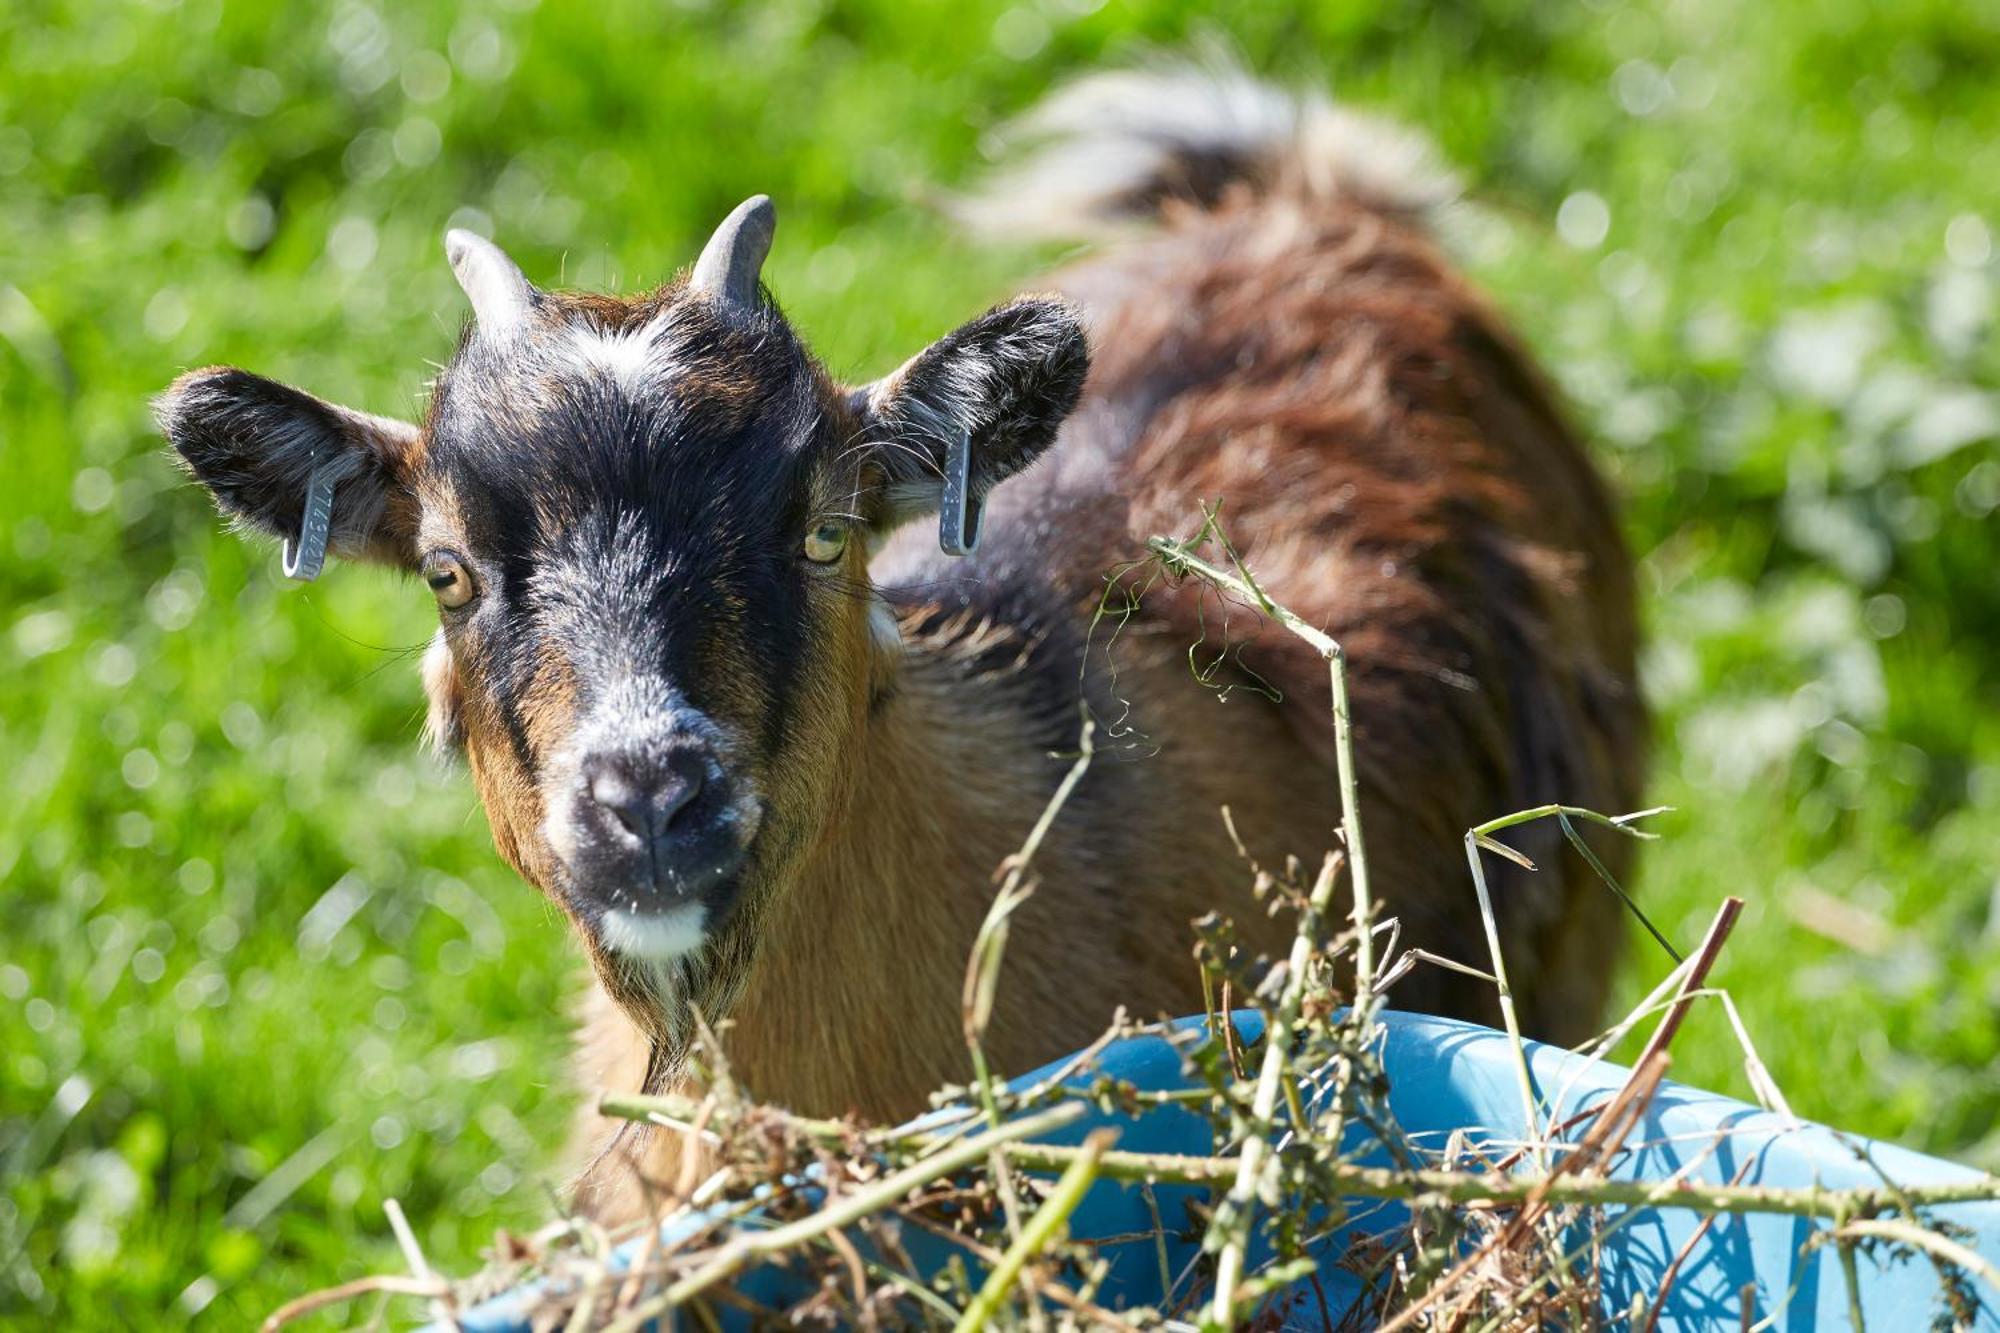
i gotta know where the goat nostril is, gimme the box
[585,751,709,843]
[588,767,649,838]
[657,751,705,827]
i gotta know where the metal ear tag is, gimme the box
[938,427,983,557]
[281,458,339,582]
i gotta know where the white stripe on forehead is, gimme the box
[556,310,680,395]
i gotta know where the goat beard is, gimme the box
[594,922,759,1097]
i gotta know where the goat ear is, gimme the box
[156,367,423,571]
[852,298,1088,542]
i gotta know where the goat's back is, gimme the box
[892,64,1648,1042]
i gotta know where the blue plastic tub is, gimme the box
[436,1010,2000,1329]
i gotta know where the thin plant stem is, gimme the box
[1146,535,1376,993]
[1632,897,1742,1077]
[1145,531,1377,1329]
[260,1277,450,1332]
[595,1062,2000,1316]
[1839,1233,1867,1333]
[601,1104,1085,1332]
[958,1139,2000,1218]
[963,714,1097,1124]
[1464,828,1540,1152]
[1834,1217,2000,1294]
[953,1128,1117,1333]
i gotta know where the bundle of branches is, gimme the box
[265,519,2000,1333]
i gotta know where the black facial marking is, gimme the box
[423,293,843,770]
[162,246,1092,962]
[365,276,1089,934]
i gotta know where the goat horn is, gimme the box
[689,195,775,309]
[444,228,536,334]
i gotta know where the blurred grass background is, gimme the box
[4,0,1999,1324]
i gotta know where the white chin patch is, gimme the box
[598,904,708,962]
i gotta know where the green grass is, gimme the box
[5,0,1999,1324]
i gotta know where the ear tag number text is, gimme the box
[939,428,983,557]
[281,459,339,582]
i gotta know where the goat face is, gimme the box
[160,200,1089,1038]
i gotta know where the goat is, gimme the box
[161,66,1645,1222]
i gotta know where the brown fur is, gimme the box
[1089,197,1646,1032]
[570,626,1328,1219]
[160,97,1644,1224]
[564,171,1644,1221]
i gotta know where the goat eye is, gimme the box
[423,554,476,610]
[801,522,848,566]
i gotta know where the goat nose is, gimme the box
[585,751,705,843]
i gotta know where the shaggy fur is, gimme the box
[163,63,1644,1227]
[571,68,1644,1217]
